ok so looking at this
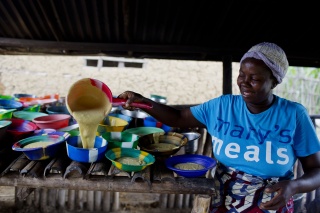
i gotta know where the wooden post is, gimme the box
[191,194,211,213]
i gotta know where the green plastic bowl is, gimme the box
[13,111,48,121]
[105,148,155,172]
[23,104,41,112]
[102,132,139,149]
[0,109,16,120]
[123,127,164,136]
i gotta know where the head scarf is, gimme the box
[240,42,289,84]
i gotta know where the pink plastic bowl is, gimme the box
[32,114,71,130]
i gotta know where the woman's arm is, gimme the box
[118,91,205,128]
[260,151,320,210]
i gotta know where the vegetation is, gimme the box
[274,67,320,115]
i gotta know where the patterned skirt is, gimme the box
[210,164,294,213]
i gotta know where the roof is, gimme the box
[1,0,320,68]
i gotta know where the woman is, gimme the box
[118,42,320,212]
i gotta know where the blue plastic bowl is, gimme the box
[0,99,23,110]
[12,135,66,160]
[46,105,70,114]
[66,136,108,163]
[144,116,162,128]
[165,154,217,178]
[13,93,36,99]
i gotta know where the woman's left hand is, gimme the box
[259,180,296,210]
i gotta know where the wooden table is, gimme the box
[0,146,215,198]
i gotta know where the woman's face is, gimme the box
[237,58,276,107]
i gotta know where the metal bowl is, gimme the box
[181,132,201,154]
[120,109,149,119]
[138,132,188,157]
[150,94,167,104]
[120,109,149,128]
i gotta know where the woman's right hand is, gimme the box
[118,91,147,111]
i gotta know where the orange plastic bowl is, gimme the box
[32,114,70,130]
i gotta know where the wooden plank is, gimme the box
[0,175,215,195]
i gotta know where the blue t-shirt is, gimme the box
[191,95,320,179]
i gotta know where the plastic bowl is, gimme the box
[66,135,108,163]
[165,154,217,178]
[102,132,140,149]
[46,105,76,125]
[6,118,38,141]
[144,116,162,128]
[108,113,132,129]
[13,111,48,121]
[0,120,12,141]
[161,123,172,133]
[105,148,155,172]
[138,132,188,157]
[13,93,37,99]
[0,109,16,120]
[97,116,128,135]
[123,127,164,136]
[46,105,70,115]
[32,114,71,130]
[12,135,67,160]
[0,99,23,110]
[0,95,16,100]
[23,104,41,112]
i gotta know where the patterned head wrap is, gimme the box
[240,42,289,84]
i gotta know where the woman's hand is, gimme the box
[259,180,296,210]
[118,91,146,111]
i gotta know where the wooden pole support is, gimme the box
[191,194,211,213]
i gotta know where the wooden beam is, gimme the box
[0,175,215,195]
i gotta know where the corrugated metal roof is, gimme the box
[1,0,320,67]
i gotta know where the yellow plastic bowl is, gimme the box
[97,116,128,135]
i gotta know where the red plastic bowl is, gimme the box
[6,118,38,142]
[32,114,71,130]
